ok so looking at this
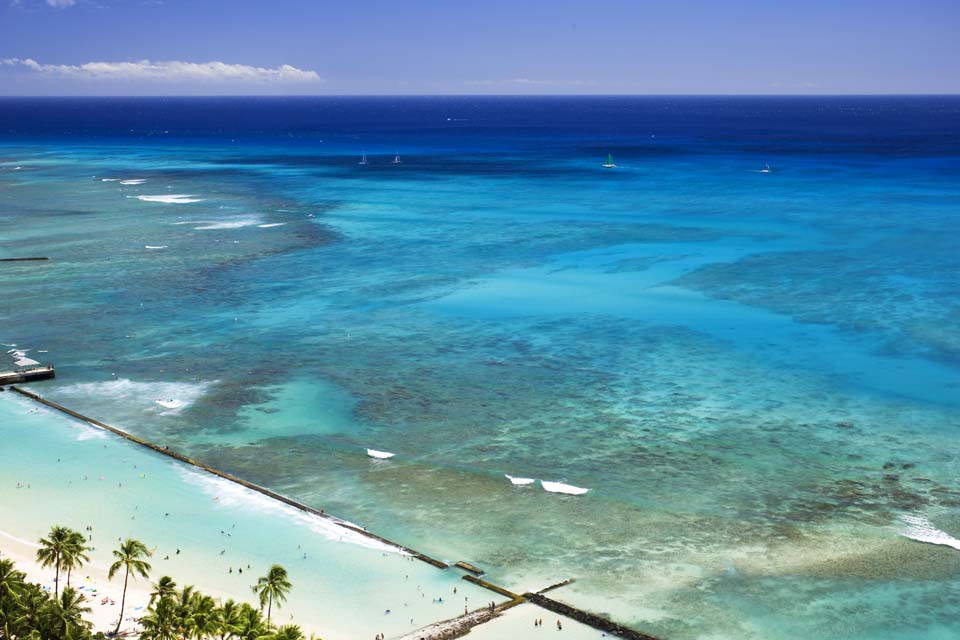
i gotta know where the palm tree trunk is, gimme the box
[267,595,272,626]
[54,551,60,598]
[115,567,130,635]
[67,565,72,588]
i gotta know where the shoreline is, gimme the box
[0,392,521,640]
[0,529,335,639]
[0,388,649,640]
[0,530,152,637]
[8,385,447,568]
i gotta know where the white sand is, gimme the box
[0,530,151,636]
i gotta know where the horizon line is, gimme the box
[1,92,959,99]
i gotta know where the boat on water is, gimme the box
[505,474,536,485]
[391,151,402,164]
[358,151,369,166]
[366,448,395,459]
[759,163,772,173]
[541,480,589,495]
[602,153,617,168]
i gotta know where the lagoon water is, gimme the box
[2,96,960,639]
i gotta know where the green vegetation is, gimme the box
[107,539,152,635]
[252,565,291,626]
[0,525,316,640]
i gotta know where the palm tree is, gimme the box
[43,586,92,639]
[252,566,291,627]
[0,558,27,640]
[234,603,268,640]
[108,538,152,635]
[11,582,50,637]
[61,529,91,589]
[36,525,70,598]
[0,557,25,598]
[141,594,180,640]
[174,584,198,633]
[269,625,304,640]
[189,593,222,640]
[218,599,242,640]
[149,576,178,607]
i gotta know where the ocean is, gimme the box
[2,96,959,639]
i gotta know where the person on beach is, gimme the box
[557,619,562,630]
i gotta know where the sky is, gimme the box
[0,0,957,95]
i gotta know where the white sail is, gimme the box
[541,480,589,495]
[366,448,395,459]
[505,474,536,485]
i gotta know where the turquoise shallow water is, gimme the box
[0,393,504,640]
[2,96,960,638]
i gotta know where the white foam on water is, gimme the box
[144,245,168,250]
[193,218,261,230]
[100,178,121,182]
[900,514,960,550]
[132,194,205,204]
[175,467,408,554]
[76,421,109,441]
[173,216,262,230]
[258,223,286,228]
[366,448,395,459]
[54,378,213,416]
[120,179,146,185]
[0,529,41,549]
[505,474,536,485]
[9,349,40,367]
[3,394,100,442]
[541,480,589,495]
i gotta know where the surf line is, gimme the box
[7,384,663,640]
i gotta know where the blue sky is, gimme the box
[1,0,957,95]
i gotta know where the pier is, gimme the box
[0,365,55,386]
[7,383,662,640]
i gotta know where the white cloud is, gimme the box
[0,58,323,84]
[46,0,77,7]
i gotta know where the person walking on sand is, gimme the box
[557,619,562,630]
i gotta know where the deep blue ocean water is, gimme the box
[2,96,960,639]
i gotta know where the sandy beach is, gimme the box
[1,529,151,636]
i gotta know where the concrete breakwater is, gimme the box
[8,384,447,568]
[523,592,662,640]
[8,384,661,640]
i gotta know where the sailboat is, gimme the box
[391,151,402,164]
[358,151,369,166]
[602,153,617,168]
[759,163,771,173]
